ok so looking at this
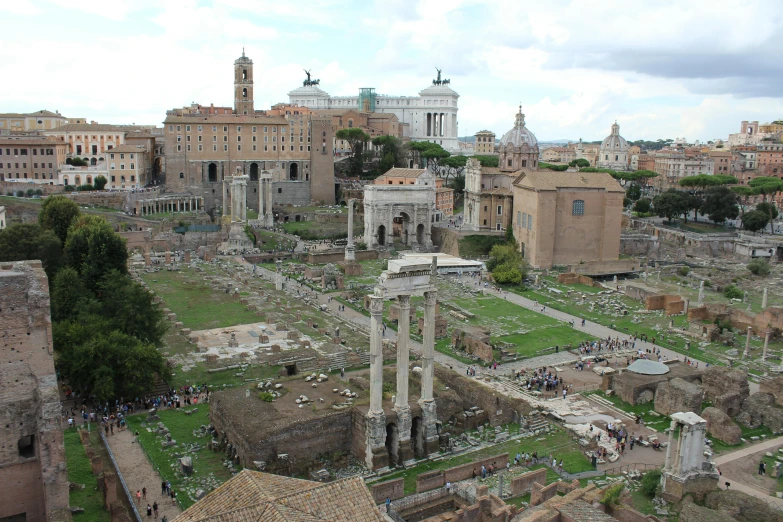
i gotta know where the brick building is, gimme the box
[163,51,336,211]
[756,141,783,177]
[0,261,70,521]
[474,130,496,154]
[0,135,69,183]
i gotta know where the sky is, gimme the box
[1,0,782,143]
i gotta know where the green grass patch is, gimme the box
[170,362,281,390]
[581,391,669,431]
[64,429,109,522]
[125,405,234,510]
[458,234,506,258]
[140,270,262,330]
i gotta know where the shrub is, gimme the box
[715,318,733,333]
[16,190,25,197]
[600,482,624,506]
[623,197,632,208]
[748,259,771,277]
[640,470,661,497]
[703,280,712,288]
[678,266,690,277]
[356,241,367,251]
[258,391,275,402]
[64,185,75,192]
[724,285,743,300]
[633,198,651,214]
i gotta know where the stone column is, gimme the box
[394,295,413,462]
[275,259,283,291]
[698,281,704,304]
[683,298,689,315]
[222,180,228,217]
[419,289,439,457]
[763,329,771,360]
[762,287,768,309]
[265,178,274,228]
[365,293,388,470]
[345,198,356,261]
[258,176,265,219]
[663,420,676,471]
[744,326,752,359]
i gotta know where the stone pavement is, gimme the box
[713,435,783,508]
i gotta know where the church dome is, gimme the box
[600,122,629,152]
[499,106,538,150]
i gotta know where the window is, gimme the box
[497,205,502,216]
[212,126,217,132]
[120,164,125,169]
[111,175,116,182]
[198,125,202,132]
[277,188,282,193]
[213,136,217,142]
[237,145,241,151]
[223,126,228,132]
[264,126,268,133]
[517,211,521,226]
[198,145,203,151]
[572,200,585,216]
[522,160,527,167]
[507,159,512,167]
[527,214,532,229]
[186,125,191,132]
[130,163,134,169]
[198,135,202,142]
[484,206,487,212]
[252,126,257,132]
[237,136,241,142]
[615,155,618,161]
[213,145,217,151]
[237,126,242,132]
[223,145,228,151]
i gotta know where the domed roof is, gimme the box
[626,359,670,375]
[499,106,538,149]
[600,122,629,151]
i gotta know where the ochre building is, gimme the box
[512,171,624,268]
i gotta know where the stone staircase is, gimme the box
[299,350,372,373]
[495,377,539,401]
[584,394,636,422]
[526,410,550,434]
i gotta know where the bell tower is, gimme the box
[234,49,254,115]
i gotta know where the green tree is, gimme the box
[0,223,64,278]
[64,216,128,288]
[679,174,736,192]
[97,272,167,345]
[724,285,743,300]
[336,128,370,177]
[731,185,756,217]
[633,199,651,214]
[441,155,468,185]
[372,135,407,171]
[568,158,590,169]
[93,175,108,190]
[487,243,528,287]
[626,183,642,201]
[699,186,739,224]
[473,155,499,167]
[39,195,81,244]
[50,267,89,322]
[652,190,689,223]
[742,210,769,233]
[749,177,783,233]
[409,141,450,171]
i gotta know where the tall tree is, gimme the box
[699,186,739,224]
[38,195,81,244]
[0,223,63,278]
[409,141,450,171]
[336,128,370,177]
[742,210,769,233]
[372,135,406,171]
[749,177,783,233]
[441,155,468,184]
[731,185,756,217]
[64,216,128,288]
[473,155,499,168]
[652,189,689,223]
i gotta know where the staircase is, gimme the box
[526,411,550,433]
[585,394,636,422]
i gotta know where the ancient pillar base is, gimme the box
[398,438,415,465]
[345,246,356,261]
[365,410,388,471]
[394,404,412,443]
[264,213,274,228]
[419,399,439,457]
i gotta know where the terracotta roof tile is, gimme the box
[513,170,624,193]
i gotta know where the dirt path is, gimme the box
[714,436,783,507]
[106,429,183,520]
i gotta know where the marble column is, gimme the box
[744,326,752,359]
[222,180,228,217]
[684,298,689,315]
[419,289,439,457]
[663,420,676,472]
[366,291,388,470]
[345,198,356,261]
[395,295,413,463]
[764,329,771,360]
[275,259,283,291]
[698,281,704,304]
[762,287,768,309]
[265,178,274,228]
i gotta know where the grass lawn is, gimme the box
[630,488,657,515]
[581,391,670,432]
[125,405,235,510]
[140,270,261,330]
[64,429,109,522]
[379,429,590,495]
[170,361,281,390]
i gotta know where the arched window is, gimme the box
[572,200,585,216]
[522,160,527,168]
[242,69,247,80]
[179,173,184,179]
[242,88,248,98]
[348,119,353,128]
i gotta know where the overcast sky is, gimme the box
[2,0,782,142]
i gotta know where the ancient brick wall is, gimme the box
[511,467,547,496]
[0,261,69,521]
[444,453,508,483]
[0,180,64,195]
[371,478,404,504]
[416,470,445,492]
[306,249,379,264]
[530,481,559,506]
[608,506,657,522]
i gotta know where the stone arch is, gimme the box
[416,223,425,245]
[208,163,218,182]
[397,211,412,245]
[249,163,259,181]
[377,224,386,246]
[90,157,97,166]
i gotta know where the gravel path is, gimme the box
[106,429,183,520]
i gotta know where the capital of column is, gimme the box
[398,294,411,309]
[369,295,384,316]
[424,290,437,306]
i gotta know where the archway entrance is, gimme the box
[416,223,425,245]
[377,225,386,246]
[90,157,97,166]
[386,423,400,468]
[208,163,218,182]
[411,416,425,458]
[290,163,298,181]
[249,163,259,181]
[396,212,411,245]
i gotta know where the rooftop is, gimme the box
[626,359,670,375]
[513,170,625,193]
[106,145,147,154]
[376,167,429,180]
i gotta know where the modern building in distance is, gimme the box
[511,171,624,269]
[164,51,336,210]
[474,130,496,154]
[288,70,460,152]
[597,122,630,171]
[0,135,69,183]
[756,141,783,177]
[0,110,69,132]
[0,261,70,521]
[541,146,574,163]
[653,150,715,190]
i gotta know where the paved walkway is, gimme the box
[106,429,183,520]
[713,436,783,508]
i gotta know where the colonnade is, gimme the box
[426,112,447,137]
[139,196,202,216]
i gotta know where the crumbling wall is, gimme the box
[760,375,783,408]
[737,393,783,434]
[530,481,559,506]
[701,407,741,445]
[452,327,493,362]
[0,261,69,521]
[645,294,684,316]
[654,378,703,416]
[702,366,750,404]
[511,468,547,496]
[371,478,404,504]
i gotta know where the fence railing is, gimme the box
[99,429,143,522]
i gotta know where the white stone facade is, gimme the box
[288,79,459,152]
[363,174,435,250]
[598,122,630,171]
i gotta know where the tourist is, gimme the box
[386,498,391,511]
[142,487,147,500]
[146,504,152,518]
[153,502,158,519]
[759,461,766,476]
[171,490,177,505]
[161,481,167,496]
[136,490,142,505]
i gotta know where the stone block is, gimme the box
[701,407,742,445]
[654,378,704,416]
[702,366,750,402]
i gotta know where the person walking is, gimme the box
[161,481,166,496]
[136,490,142,505]
[153,502,159,519]
[146,504,152,518]
[142,487,147,500]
